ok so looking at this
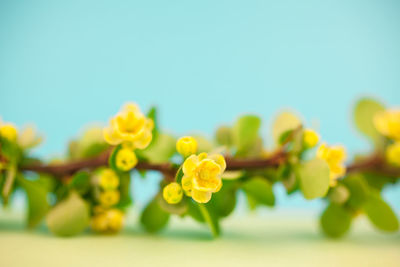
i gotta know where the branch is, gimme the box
[20,149,400,179]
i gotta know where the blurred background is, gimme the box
[1,0,399,213]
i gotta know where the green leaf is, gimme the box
[242,177,275,206]
[198,203,220,238]
[232,115,261,155]
[46,192,89,236]
[17,176,50,228]
[296,159,330,200]
[210,181,237,217]
[108,144,123,172]
[272,111,302,143]
[328,184,350,205]
[146,106,159,146]
[353,97,385,145]
[187,199,205,222]
[192,134,213,153]
[138,133,176,163]
[342,174,370,209]
[140,198,170,233]
[69,171,91,195]
[364,194,399,232]
[320,204,352,238]
[215,126,233,147]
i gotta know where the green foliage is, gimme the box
[242,177,275,207]
[139,133,176,163]
[140,197,170,233]
[69,171,91,195]
[296,159,330,200]
[198,203,220,238]
[158,193,188,215]
[46,192,90,236]
[215,126,233,147]
[364,193,399,232]
[353,97,385,146]
[108,144,123,172]
[320,204,353,238]
[342,174,369,209]
[17,176,50,228]
[209,180,238,217]
[233,115,261,156]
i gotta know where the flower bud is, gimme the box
[176,136,198,157]
[303,129,319,148]
[163,182,183,204]
[98,169,119,190]
[99,190,120,207]
[0,123,18,142]
[116,147,138,171]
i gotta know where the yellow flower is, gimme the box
[99,190,120,207]
[17,125,43,149]
[176,136,198,157]
[98,168,119,190]
[0,122,18,142]
[162,182,183,204]
[103,103,154,149]
[303,129,319,148]
[116,147,138,171]
[386,142,400,166]
[373,109,400,140]
[91,209,124,233]
[317,143,347,187]
[181,153,226,203]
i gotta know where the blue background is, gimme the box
[1,0,399,211]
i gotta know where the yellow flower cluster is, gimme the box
[91,208,124,233]
[386,142,400,167]
[303,129,319,148]
[103,103,154,149]
[374,109,400,140]
[163,182,183,204]
[97,168,120,207]
[317,143,347,186]
[176,136,198,157]
[181,152,226,203]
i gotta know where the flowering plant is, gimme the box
[0,97,398,238]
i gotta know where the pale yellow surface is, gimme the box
[0,210,399,267]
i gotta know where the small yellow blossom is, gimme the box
[91,209,124,233]
[386,142,400,166]
[317,143,347,187]
[176,136,198,157]
[98,168,119,190]
[181,153,226,203]
[99,190,120,207]
[162,182,183,204]
[115,147,138,171]
[373,109,400,140]
[303,129,319,148]
[103,103,154,149]
[0,122,18,142]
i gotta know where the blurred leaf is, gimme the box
[139,133,175,163]
[364,193,399,232]
[215,126,232,147]
[187,199,205,222]
[192,134,213,153]
[342,174,370,209]
[272,111,301,144]
[233,115,261,156]
[222,170,244,180]
[296,159,330,200]
[198,203,220,238]
[242,177,275,207]
[69,171,90,195]
[320,203,352,238]
[116,172,132,209]
[158,193,188,215]
[140,197,170,233]
[0,136,22,164]
[46,192,89,236]
[147,106,159,146]
[328,184,350,205]
[17,176,49,228]
[81,142,109,159]
[210,181,237,217]
[353,97,385,146]
[363,172,395,191]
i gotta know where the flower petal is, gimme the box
[182,155,198,176]
[191,189,212,203]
